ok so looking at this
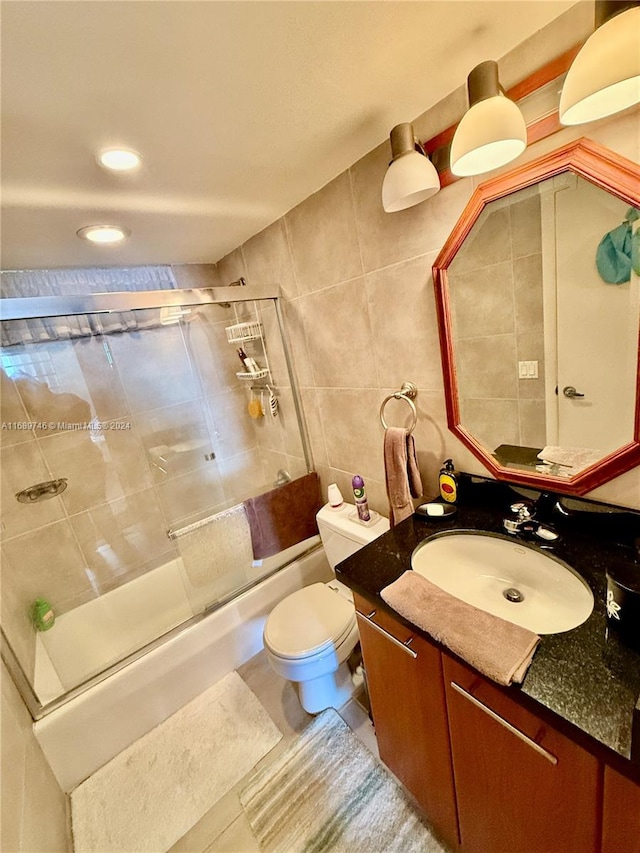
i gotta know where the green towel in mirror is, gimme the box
[596,207,640,284]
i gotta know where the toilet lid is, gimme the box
[264,583,356,659]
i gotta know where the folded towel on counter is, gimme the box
[381,571,540,686]
[243,472,323,560]
[383,427,423,527]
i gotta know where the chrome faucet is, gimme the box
[503,502,534,535]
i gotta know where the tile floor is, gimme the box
[168,651,379,853]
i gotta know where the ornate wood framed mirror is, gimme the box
[433,138,640,495]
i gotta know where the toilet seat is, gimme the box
[264,582,356,660]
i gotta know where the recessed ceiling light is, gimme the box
[97,148,142,171]
[76,225,131,244]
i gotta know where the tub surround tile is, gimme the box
[206,389,261,458]
[285,171,363,295]
[280,299,314,389]
[39,424,153,515]
[70,337,131,422]
[155,465,226,529]
[217,448,266,505]
[2,519,93,617]
[0,441,65,539]
[300,388,329,469]
[172,264,221,290]
[108,326,200,414]
[136,399,215,484]
[0,370,35,446]
[187,309,244,398]
[70,489,175,592]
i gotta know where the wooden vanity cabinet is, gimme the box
[443,655,601,853]
[353,592,460,850]
[601,765,640,853]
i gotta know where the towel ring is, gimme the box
[379,381,418,433]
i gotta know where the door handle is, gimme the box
[563,386,585,398]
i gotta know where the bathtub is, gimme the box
[34,539,331,791]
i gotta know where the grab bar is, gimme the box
[379,381,418,433]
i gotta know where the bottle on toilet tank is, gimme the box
[352,475,371,522]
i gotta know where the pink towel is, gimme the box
[381,571,540,685]
[384,427,423,527]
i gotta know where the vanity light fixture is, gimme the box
[559,0,640,125]
[76,225,131,244]
[381,122,440,212]
[450,60,527,177]
[97,148,142,171]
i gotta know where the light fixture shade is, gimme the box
[450,94,527,177]
[382,150,440,213]
[559,5,640,125]
[77,225,130,244]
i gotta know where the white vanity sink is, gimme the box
[411,531,594,634]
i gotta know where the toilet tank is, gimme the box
[316,502,389,569]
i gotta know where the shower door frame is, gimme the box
[0,283,315,720]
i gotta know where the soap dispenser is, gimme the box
[439,459,459,503]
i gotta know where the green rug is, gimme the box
[240,708,445,853]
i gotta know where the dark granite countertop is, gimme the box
[336,474,640,772]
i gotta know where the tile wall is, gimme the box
[215,3,640,514]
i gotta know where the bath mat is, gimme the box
[240,708,444,853]
[71,671,282,853]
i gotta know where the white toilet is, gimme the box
[263,500,389,713]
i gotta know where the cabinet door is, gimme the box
[443,655,600,853]
[602,765,640,853]
[354,593,460,849]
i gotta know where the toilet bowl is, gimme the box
[263,500,389,713]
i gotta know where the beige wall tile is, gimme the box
[244,219,298,300]
[108,326,200,414]
[0,370,34,446]
[1,442,65,539]
[155,465,226,528]
[39,424,153,515]
[71,337,131,422]
[450,261,515,341]
[510,195,542,258]
[460,398,521,451]
[171,264,221,289]
[516,330,546,401]
[301,278,377,389]
[217,248,247,286]
[300,388,328,469]
[365,254,444,393]
[456,335,518,400]
[317,388,385,483]
[449,208,511,275]
[350,143,474,273]
[186,307,244,397]
[518,399,547,448]
[281,299,314,388]
[217,448,266,504]
[1,660,71,853]
[257,302,289,388]
[70,489,176,592]
[285,171,362,294]
[206,389,260,458]
[1,556,37,681]
[135,399,215,484]
[2,520,92,616]
[514,254,544,333]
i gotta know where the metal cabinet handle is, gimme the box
[450,682,557,765]
[357,611,418,659]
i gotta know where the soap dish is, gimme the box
[415,502,457,519]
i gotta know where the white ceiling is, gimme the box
[1,0,577,270]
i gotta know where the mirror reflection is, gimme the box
[447,173,640,477]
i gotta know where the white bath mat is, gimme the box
[71,671,282,853]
